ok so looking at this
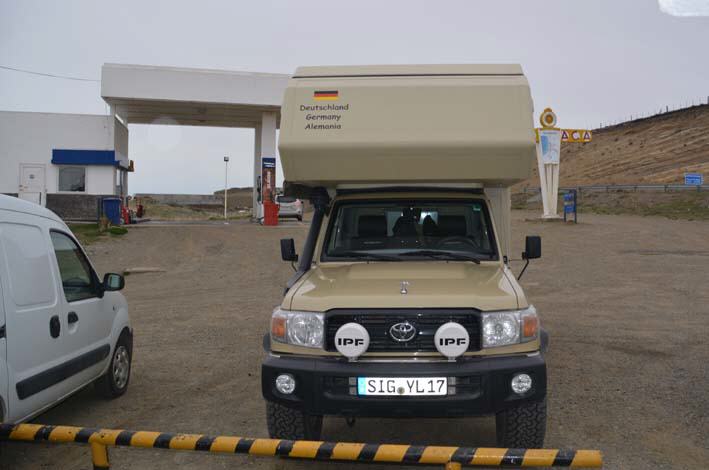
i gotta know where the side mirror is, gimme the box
[103,273,125,291]
[523,235,542,260]
[280,238,298,262]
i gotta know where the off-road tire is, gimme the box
[495,398,547,448]
[266,401,323,440]
[95,332,132,399]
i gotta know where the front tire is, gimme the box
[495,398,547,448]
[95,332,132,399]
[266,401,322,440]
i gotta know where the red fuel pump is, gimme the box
[263,201,279,225]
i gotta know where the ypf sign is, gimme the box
[261,157,276,204]
[535,108,592,219]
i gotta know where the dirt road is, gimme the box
[2,213,707,469]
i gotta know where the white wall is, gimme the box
[0,111,117,195]
[113,117,129,166]
[86,166,116,194]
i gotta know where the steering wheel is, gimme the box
[434,236,480,249]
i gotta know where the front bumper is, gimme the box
[261,352,546,418]
[278,210,302,218]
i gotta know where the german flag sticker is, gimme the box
[313,90,338,101]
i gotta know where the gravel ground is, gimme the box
[2,212,707,469]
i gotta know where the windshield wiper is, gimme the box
[400,250,483,264]
[331,251,402,261]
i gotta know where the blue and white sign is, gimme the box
[539,130,561,164]
[684,173,703,186]
[563,193,575,213]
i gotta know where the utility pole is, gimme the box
[223,156,229,220]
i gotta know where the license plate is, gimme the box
[357,377,447,396]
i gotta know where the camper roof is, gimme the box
[293,64,524,78]
[279,64,536,189]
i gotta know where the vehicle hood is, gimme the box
[288,261,520,311]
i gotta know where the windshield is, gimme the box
[323,199,497,261]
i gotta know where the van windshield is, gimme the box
[323,199,497,261]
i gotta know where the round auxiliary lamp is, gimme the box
[334,323,370,361]
[434,322,470,360]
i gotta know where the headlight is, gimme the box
[271,308,324,348]
[482,306,538,348]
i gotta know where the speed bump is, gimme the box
[0,423,602,468]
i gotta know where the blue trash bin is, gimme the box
[102,197,122,225]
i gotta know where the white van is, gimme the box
[0,195,132,423]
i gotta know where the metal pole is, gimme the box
[91,442,110,469]
[223,156,229,220]
[574,189,578,224]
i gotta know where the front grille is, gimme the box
[324,309,481,353]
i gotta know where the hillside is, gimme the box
[516,103,709,190]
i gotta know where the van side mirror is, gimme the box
[280,238,298,262]
[103,273,125,291]
[523,235,542,260]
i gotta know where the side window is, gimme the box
[50,231,98,302]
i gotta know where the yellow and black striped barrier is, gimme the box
[0,423,603,469]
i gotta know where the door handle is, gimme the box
[68,312,78,324]
[49,315,60,338]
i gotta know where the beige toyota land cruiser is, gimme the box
[262,65,547,448]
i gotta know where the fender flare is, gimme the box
[540,327,550,354]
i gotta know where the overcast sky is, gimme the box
[1,0,707,194]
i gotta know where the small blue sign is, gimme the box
[563,190,578,223]
[262,157,276,169]
[685,173,703,186]
[563,192,575,213]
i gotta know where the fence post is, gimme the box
[91,442,110,470]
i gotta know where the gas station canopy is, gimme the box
[100,63,291,218]
[101,63,289,128]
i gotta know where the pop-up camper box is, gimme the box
[279,64,536,257]
[263,65,547,449]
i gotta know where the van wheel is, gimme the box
[297,215,303,222]
[495,398,546,448]
[95,333,132,399]
[266,401,322,440]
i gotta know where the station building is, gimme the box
[0,111,130,220]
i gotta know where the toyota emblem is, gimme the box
[389,321,417,342]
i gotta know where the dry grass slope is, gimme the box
[516,104,709,190]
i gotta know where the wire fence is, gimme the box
[596,99,709,130]
[521,184,708,194]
